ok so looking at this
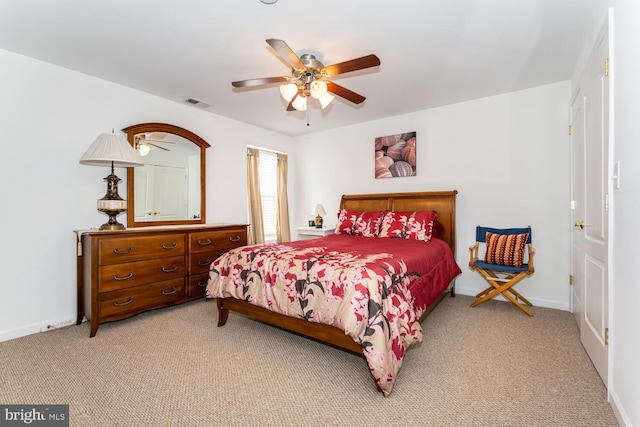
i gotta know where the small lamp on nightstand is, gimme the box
[311,203,326,228]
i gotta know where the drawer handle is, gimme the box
[113,297,133,306]
[197,280,207,288]
[113,247,132,255]
[162,265,178,273]
[229,236,241,242]
[197,259,212,266]
[162,287,178,296]
[197,238,212,246]
[162,241,178,250]
[113,272,133,281]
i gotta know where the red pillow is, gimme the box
[432,219,444,239]
[377,210,437,241]
[334,209,384,237]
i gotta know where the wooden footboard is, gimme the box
[217,297,364,354]
[216,283,454,356]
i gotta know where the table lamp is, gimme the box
[79,131,143,230]
[311,203,327,228]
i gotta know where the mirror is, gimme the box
[122,123,210,228]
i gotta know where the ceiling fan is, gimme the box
[134,134,173,156]
[231,39,381,111]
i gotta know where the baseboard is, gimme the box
[454,286,571,312]
[0,324,42,343]
[0,316,81,343]
[609,387,632,427]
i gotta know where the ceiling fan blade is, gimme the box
[266,39,306,70]
[147,142,170,151]
[145,138,175,144]
[286,93,298,111]
[323,54,381,77]
[232,76,290,88]
[326,82,366,104]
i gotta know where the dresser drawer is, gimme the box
[99,234,186,265]
[190,249,230,275]
[99,278,185,318]
[99,255,186,292]
[189,228,246,253]
[188,273,210,298]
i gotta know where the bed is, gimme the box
[206,190,462,396]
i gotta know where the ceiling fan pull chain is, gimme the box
[306,106,310,127]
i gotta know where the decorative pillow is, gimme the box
[334,209,384,237]
[432,219,444,240]
[484,232,529,267]
[377,210,437,242]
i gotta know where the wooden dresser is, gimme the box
[76,224,248,336]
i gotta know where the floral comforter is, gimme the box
[205,234,461,396]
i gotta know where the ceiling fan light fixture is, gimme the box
[138,143,151,156]
[292,95,307,111]
[280,83,298,102]
[310,80,328,99]
[318,93,335,109]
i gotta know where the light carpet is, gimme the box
[0,294,618,426]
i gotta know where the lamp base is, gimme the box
[99,221,125,231]
[314,215,323,229]
[99,211,126,230]
[96,165,127,231]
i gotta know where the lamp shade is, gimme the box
[310,80,328,99]
[79,133,144,167]
[311,204,327,216]
[318,93,335,109]
[292,95,307,111]
[280,83,298,102]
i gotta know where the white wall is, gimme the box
[608,2,640,426]
[294,81,571,310]
[0,48,294,342]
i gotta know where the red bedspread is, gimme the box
[206,234,461,396]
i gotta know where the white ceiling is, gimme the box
[0,0,603,137]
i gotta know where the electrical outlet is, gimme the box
[40,319,76,333]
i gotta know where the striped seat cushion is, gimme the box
[484,232,529,268]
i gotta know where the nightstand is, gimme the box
[295,226,334,240]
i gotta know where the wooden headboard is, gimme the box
[339,190,458,255]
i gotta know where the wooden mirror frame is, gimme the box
[122,122,210,228]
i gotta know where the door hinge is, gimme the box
[568,124,573,136]
[605,58,610,77]
[569,200,575,210]
[605,193,609,212]
[605,327,609,345]
[569,275,574,285]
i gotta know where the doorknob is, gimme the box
[574,220,585,229]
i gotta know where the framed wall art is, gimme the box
[374,131,416,178]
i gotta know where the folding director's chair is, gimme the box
[468,226,535,316]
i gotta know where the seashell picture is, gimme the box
[374,131,416,179]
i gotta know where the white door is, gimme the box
[134,165,153,222]
[153,165,188,221]
[571,24,610,386]
[134,165,187,221]
[570,91,585,328]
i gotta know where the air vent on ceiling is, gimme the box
[184,98,212,108]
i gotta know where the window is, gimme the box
[259,150,278,242]
[247,147,290,244]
